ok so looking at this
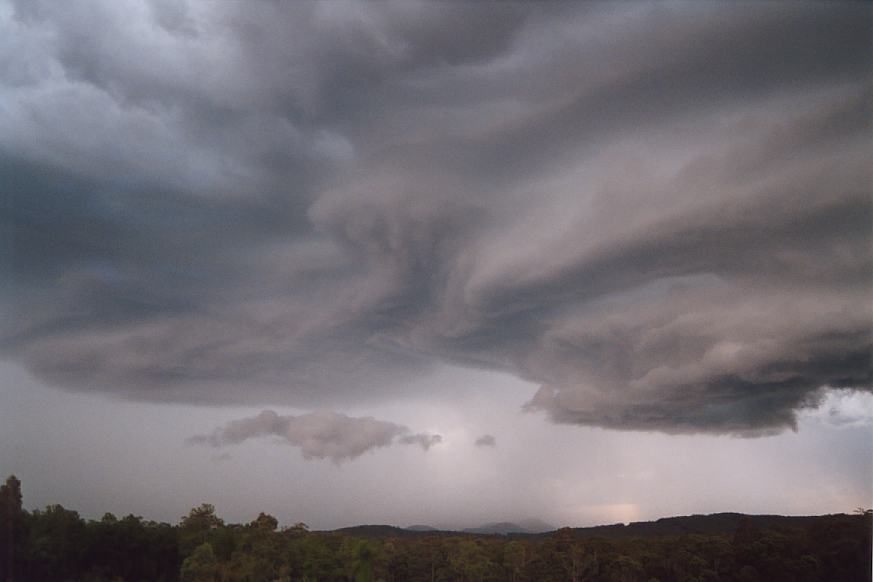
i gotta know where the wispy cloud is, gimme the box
[188,410,442,463]
[474,434,496,448]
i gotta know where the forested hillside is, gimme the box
[1,475,870,581]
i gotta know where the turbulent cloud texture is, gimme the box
[188,410,441,462]
[801,390,873,429]
[1,1,870,434]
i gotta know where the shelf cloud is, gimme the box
[1,1,870,435]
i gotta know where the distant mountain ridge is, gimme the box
[463,519,556,535]
[462,522,531,535]
[405,525,438,532]
[328,512,857,539]
[563,512,835,540]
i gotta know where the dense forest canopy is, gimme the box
[1,475,870,582]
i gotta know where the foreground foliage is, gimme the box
[1,475,870,581]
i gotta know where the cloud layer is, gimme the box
[188,410,441,463]
[1,1,870,434]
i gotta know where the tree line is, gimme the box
[1,475,871,581]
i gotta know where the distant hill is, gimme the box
[332,525,412,537]
[331,522,544,537]
[516,518,556,533]
[463,521,532,535]
[564,512,848,540]
[327,512,859,540]
[331,524,459,538]
[461,520,554,535]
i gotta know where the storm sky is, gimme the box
[0,1,871,528]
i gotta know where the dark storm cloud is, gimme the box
[188,409,441,463]
[1,1,870,433]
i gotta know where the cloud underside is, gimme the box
[475,435,497,448]
[1,1,871,434]
[188,410,441,463]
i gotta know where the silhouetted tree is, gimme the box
[0,476,23,582]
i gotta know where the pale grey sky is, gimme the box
[0,0,870,528]
[1,360,870,529]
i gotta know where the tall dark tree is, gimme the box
[179,503,224,557]
[0,475,23,582]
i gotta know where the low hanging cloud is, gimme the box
[188,410,442,463]
[1,1,870,435]
[474,435,497,448]
[398,432,443,451]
